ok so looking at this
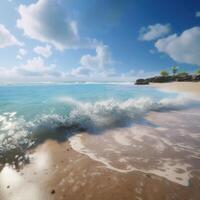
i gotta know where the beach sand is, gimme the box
[1,82,200,200]
[151,82,200,97]
[1,109,200,200]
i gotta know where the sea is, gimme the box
[0,82,200,186]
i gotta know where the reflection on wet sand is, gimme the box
[1,109,200,200]
[69,109,200,186]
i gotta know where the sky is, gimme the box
[0,0,200,82]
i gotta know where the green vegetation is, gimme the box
[136,66,200,85]
[158,66,200,77]
[160,70,169,77]
[159,66,200,76]
[196,69,200,75]
[177,71,188,76]
[171,66,178,76]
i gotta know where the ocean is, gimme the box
[0,83,198,167]
[1,82,200,188]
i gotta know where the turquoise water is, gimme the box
[0,83,176,120]
[0,83,197,162]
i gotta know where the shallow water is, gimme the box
[69,109,200,186]
[0,83,199,166]
[0,84,200,199]
[0,83,177,119]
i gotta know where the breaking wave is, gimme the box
[0,95,199,165]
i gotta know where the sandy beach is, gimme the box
[1,0,200,199]
[1,108,200,200]
[0,82,200,200]
[151,82,200,97]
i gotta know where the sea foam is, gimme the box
[0,95,199,164]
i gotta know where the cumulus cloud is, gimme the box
[120,69,156,81]
[155,27,200,66]
[34,45,52,58]
[0,43,121,82]
[18,57,59,77]
[16,48,27,60]
[0,57,64,82]
[0,24,22,48]
[70,45,116,78]
[16,0,97,50]
[19,48,27,56]
[139,23,171,41]
[80,45,113,70]
[196,11,200,17]
[70,66,93,77]
[0,54,153,82]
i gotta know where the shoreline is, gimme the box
[1,108,200,199]
[150,82,200,97]
[1,83,200,199]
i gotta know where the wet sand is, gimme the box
[151,82,200,97]
[1,108,200,200]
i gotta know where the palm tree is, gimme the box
[172,66,178,76]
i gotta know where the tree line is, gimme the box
[160,66,200,77]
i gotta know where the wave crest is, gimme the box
[0,95,198,166]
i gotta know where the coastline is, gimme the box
[1,108,200,199]
[150,82,200,97]
[1,83,200,200]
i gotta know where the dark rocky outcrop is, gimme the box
[135,76,174,85]
[135,79,149,85]
[148,76,174,83]
[135,74,200,85]
[192,74,200,81]
[175,75,192,82]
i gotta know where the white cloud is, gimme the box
[70,45,154,82]
[34,45,52,58]
[16,48,27,60]
[18,57,61,77]
[155,26,200,66]
[80,45,113,70]
[19,48,27,56]
[0,57,64,82]
[196,11,200,17]
[16,55,22,60]
[120,69,156,81]
[139,23,171,41]
[0,24,22,48]
[70,45,116,79]
[0,55,154,82]
[70,66,93,77]
[0,39,145,82]
[0,44,120,82]
[17,0,97,50]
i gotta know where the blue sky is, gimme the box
[0,0,200,82]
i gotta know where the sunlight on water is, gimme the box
[0,84,199,165]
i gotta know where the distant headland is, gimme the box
[135,66,200,85]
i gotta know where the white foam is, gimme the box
[0,95,199,161]
[113,133,131,146]
[69,133,192,186]
[59,95,198,130]
[0,112,31,152]
[148,161,191,186]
